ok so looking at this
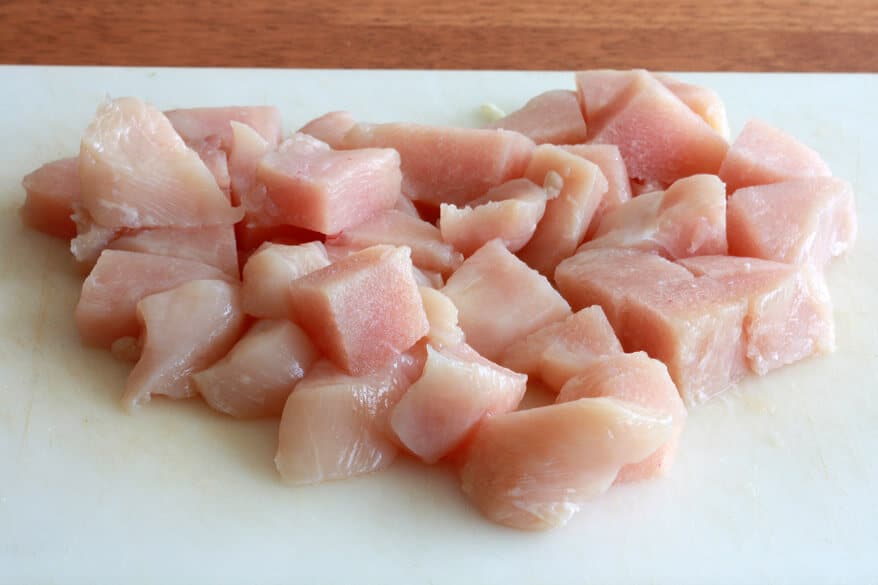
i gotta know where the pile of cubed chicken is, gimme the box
[20,69,857,531]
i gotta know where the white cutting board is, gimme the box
[0,68,876,585]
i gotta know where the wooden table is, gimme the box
[2,0,876,71]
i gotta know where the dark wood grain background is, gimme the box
[2,0,876,71]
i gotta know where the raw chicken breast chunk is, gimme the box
[442,239,572,361]
[257,133,402,234]
[194,320,319,418]
[459,397,672,530]
[288,245,429,375]
[487,90,587,145]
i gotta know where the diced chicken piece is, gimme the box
[555,247,693,322]
[580,174,727,259]
[289,245,429,375]
[275,355,420,485]
[620,277,747,406]
[394,193,421,218]
[20,157,79,239]
[69,205,120,266]
[327,209,462,275]
[442,239,572,361]
[165,105,282,150]
[588,71,729,185]
[718,119,832,194]
[419,287,465,348]
[556,248,747,405]
[412,267,444,289]
[193,320,319,418]
[501,306,623,392]
[679,255,835,375]
[727,177,857,267]
[578,69,730,140]
[488,90,588,145]
[654,74,730,139]
[229,121,272,207]
[557,352,687,482]
[439,178,551,256]
[79,97,243,229]
[257,133,402,235]
[390,344,526,464]
[108,225,239,278]
[190,136,231,194]
[517,145,609,276]
[75,250,234,348]
[575,69,642,128]
[241,242,331,319]
[562,144,632,239]
[342,123,535,206]
[165,106,284,197]
[227,125,317,256]
[459,397,673,530]
[298,111,356,149]
[123,279,245,409]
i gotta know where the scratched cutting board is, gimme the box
[0,68,876,584]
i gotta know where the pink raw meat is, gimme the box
[575,69,643,128]
[517,144,609,276]
[411,267,444,289]
[185,135,230,197]
[123,279,245,409]
[20,157,80,239]
[298,111,356,149]
[288,245,429,375]
[193,320,319,418]
[488,90,588,145]
[577,69,729,139]
[108,225,239,278]
[229,121,272,207]
[327,209,462,275]
[580,174,727,259]
[439,178,552,256]
[654,74,730,139]
[241,241,331,319]
[679,255,835,375]
[165,105,282,150]
[501,306,623,392]
[609,276,747,407]
[459,397,673,530]
[68,205,120,266]
[257,133,402,235]
[342,122,535,206]
[555,248,748,406]
[390,343,527,463]
[555,247,694,320]
[718,119,831,194]
[557,352,687,482]
[75,250,235,348]
[394,193,421,218]
[166,106,281,197]
[418,287,465,348]
[562,144,632,239]
[79,97,243,229]
[275,354,421,485]
[588,71,729,185]
[442,239,572,361]
[727,177,857,267]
